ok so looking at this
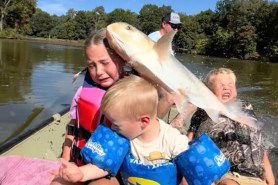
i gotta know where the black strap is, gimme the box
[67,125,77,136]
[71,145,83,162]
[100,115,105,124]
[67,125,91,140]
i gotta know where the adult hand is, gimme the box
[170,103,197,132]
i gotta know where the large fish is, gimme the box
[106,22,257,128]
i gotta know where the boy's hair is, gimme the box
[101,75,158,120]
[204,68,237,89]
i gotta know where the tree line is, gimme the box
[0,0,277,62]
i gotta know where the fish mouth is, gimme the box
[106,31,129,61]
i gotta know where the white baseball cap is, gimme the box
[164,12,181,24]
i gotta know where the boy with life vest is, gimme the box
[185,68,275,185]
[57,75,190,185]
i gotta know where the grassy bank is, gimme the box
[0,30,84,48]
[1,31,276,62]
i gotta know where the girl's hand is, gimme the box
[59,158,84,182]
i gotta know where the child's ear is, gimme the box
[139,115,151,129]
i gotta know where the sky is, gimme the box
[37,0,220,16]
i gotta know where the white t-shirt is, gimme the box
[148,31,174,55]
[130,119,189,165]
[148,31,162,42]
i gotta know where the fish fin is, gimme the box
[154,31,177,62]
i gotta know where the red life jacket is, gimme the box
[71,73,111,165]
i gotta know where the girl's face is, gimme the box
[85,44,123,88]
[210,73,237,103]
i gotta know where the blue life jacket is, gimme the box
[121,153,179,185]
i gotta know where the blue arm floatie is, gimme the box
[81,124,130,176]
[174,133,230,185]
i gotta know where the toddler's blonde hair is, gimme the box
[101,75,158,121]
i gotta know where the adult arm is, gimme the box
[170,103,197,135]
[263,151,275,185]
[157,87,175,119]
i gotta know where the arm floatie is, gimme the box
[174,133,230,185]
[80,124,130,176]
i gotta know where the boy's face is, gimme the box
[105,108,143,140]
[210,73,237,103]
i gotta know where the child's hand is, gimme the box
[59,158,84,182]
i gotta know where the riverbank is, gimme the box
[0,32,84,48]
[22,37,84,47]
[176,47,277,63]
[1,34,276,63]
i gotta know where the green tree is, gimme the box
[207,27,233,57]
[0,0,12,31]
[194,10,217,36]
[214,0,266,58]
[5,0,36,32]
[91,6,106,31]
[139,5,172,34]
[175,15,199,52]
[30,8,55,37]
[231,24,257,59]
[74,11,92,39]
[50,9,77,39]
[106,8,138,27]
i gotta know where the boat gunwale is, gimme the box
[0,107,70,154]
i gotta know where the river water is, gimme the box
[0,39,277,179]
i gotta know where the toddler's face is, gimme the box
[105,108,142,140]
[210,73,237,103]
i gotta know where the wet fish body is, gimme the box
[106,22,256,128]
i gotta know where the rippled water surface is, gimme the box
[0,39,277,179]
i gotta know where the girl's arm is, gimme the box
[79,164,109,182]
[59,159,108,182]
[62,87,82,161]
[61,119,76,161]
[263,151,275,185]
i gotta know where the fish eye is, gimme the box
[126,25,132,30]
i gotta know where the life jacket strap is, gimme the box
[67,125,91,140]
